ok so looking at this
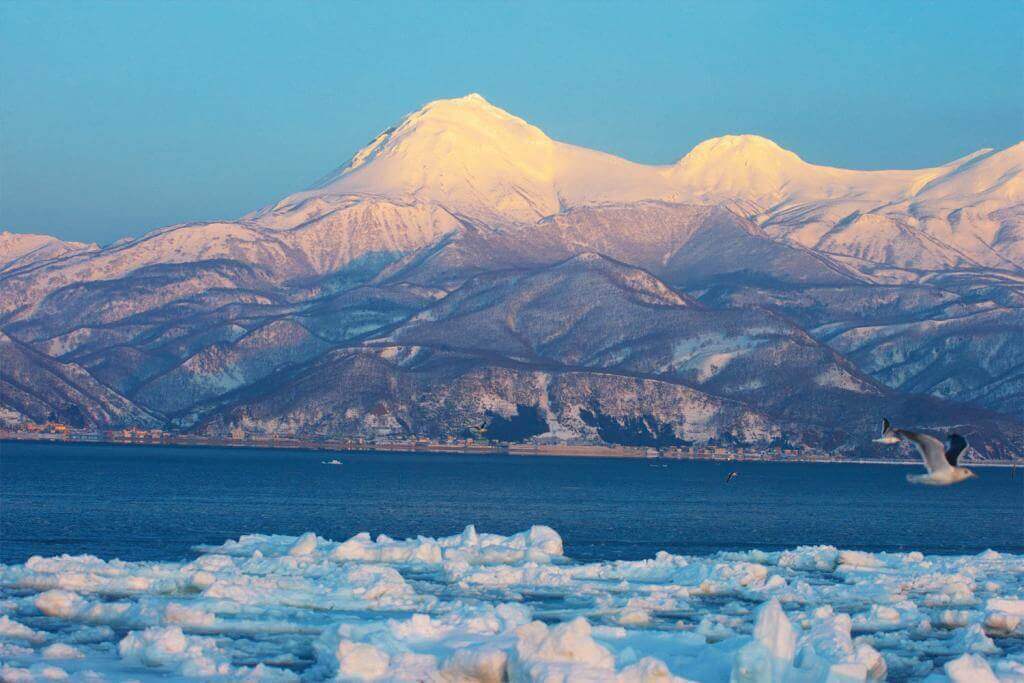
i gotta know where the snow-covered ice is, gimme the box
[1,526,1021,681]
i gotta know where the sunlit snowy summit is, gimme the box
[2,525,1022,681]
[283,93,1023,243]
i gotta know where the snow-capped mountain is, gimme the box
[279,94,1023,270]
[1,94,1020,457]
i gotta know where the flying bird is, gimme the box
[879,419,976,485]
[725,471,739,483]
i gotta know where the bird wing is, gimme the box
[874,417,901,444]
[896,429,951,474]
[945,435,968,467]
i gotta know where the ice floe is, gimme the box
[1,526,1022,681]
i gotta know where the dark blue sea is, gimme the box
[1,441,1021,564]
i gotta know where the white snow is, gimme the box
[0,231,97,273]
[670,334,763,381]
[1,526,1022,681]
[267,94,1024,272]
[286,95,1022,227]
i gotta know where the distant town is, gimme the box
[0,419,972,466]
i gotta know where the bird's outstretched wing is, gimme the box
[945,434,968,467]
[896,429,951,474]
[874,417,900,444]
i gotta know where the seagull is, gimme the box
[725,471,739,483]
[879,419,976,485]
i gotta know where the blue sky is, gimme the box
[2,1,1022,244]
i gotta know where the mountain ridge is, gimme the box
[1,94,1021,458]
[278,94,1021,224]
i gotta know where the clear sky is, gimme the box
[2,1,1022,244]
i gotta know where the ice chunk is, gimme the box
[118,625,233,678]
[333,640,392,680]
[617,657,691,682]
[40,643,85,660]
[950,623,998,654]
[984,597,1024,635]
[852,602,922,633]
[509,617,617,680]
[288,531,319,556]
[793,608,885,682]
[35,589,86,618]
[332,531,444,564]
[837,551,884,571]
[943,653,999,683]
[754,599,797,661]
[778,546,839,571]
[854,644,887,681]
[1,664,69,681]
[443,647,509,683]
[618,607,653,626]
[0,643,34,658]
[731,599,796,682]
[0,615,46,643]
[0,665,32,682]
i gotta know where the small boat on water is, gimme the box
[322,459,343,466]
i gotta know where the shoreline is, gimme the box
[2,433,1015,467]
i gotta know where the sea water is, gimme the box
[1,441,1022,681]
[2,441,1021,563]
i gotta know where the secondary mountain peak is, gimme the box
[670,134,811,200]
[680,134,799,162]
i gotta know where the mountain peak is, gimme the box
[430,92,495,109]
[678,134,803,166]
[669,134,812,200]
[401,93,546,140]
[293,93,560,221]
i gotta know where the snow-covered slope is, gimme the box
[0,200,461,317]
[0,231,97,273]
[0,330,155,428]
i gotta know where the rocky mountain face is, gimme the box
[1,95,1021,458]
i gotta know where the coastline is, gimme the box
[1,431,1014,467]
